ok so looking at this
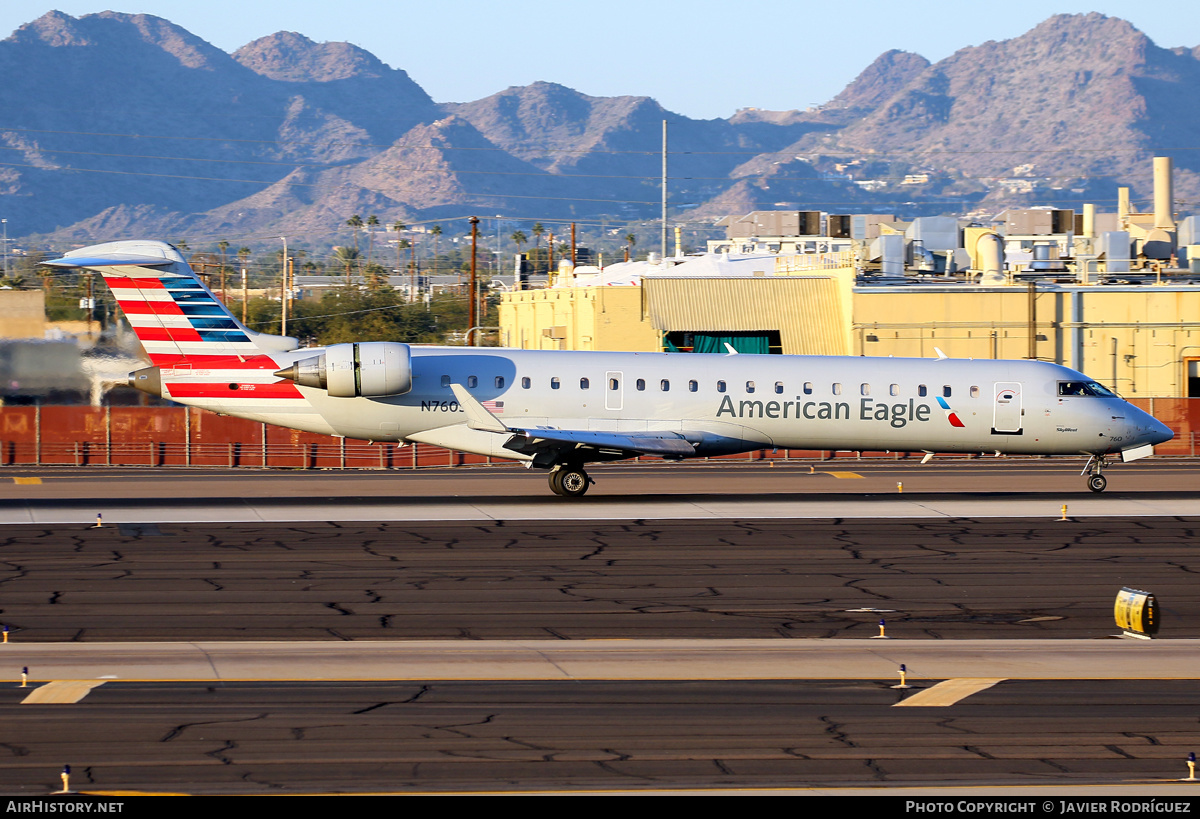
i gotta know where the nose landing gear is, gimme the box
[1082,454,1108,493]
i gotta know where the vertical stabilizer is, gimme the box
[44,240,298,365]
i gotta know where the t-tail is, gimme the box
[44,240,305,403]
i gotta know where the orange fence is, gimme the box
[0,400,1196,468]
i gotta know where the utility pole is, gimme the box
[571,222,576,267]
[280,237,288,336]
[661,119,668,262]
[468,216,479,346]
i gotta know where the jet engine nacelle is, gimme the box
[276,342,412,397]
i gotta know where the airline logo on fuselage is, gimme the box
[936,396,966,428]
[716,396,934,428]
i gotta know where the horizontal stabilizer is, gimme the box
[44,255,174,268]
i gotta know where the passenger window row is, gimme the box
[440,375,979,399]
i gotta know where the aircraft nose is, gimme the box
[1148,417,1173,446]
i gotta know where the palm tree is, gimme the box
[365,214,379,266]
[531,222,545,274]
[334,246,361,284]
[346,214,363,254]
[624,233,636,262]
[511,230,528,253]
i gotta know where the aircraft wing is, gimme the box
[502,427,696,458]
[449,383,696,460]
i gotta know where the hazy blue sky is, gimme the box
[3,2,1200,119]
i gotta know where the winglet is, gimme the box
[934,347,948,360]
[450,384,509,433]
[724,343,738,355]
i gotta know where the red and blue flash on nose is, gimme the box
[936,396,966,428]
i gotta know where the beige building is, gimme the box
[0,290,45,338]
[500,258,1200,398]
[499,285,658,352]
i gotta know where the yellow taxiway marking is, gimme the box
[21,680,106,704]
[893,678,1006,707]
[12,477,41,485]
[826,471,864,479]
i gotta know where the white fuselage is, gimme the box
[173,347,1170,463]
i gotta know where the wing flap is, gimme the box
[504,428,696,458]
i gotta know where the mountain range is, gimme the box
[0,10,1197,247]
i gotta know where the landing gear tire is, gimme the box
[548,467,591,497]
[1087,474,1107,493]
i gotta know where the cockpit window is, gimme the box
[1058,381,1116,397]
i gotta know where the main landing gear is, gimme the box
[1082,454,1108,493]
[548,464,592,497]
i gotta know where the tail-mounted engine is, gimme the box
[274,342,412,397]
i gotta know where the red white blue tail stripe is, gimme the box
[44,241,330,428]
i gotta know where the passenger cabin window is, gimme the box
[467,376,478,388]
[717,380,727,393]
[580,377,590,390]
[890,384,899,396]
[942,385,952,397]
[496,376,505,389]
[521,377,531,389]
[970,385,979,398]
[746,381,756,393]
[688,380,698,392]
[860,383,870,396]
[832,383,842,395]
[803,382,813,395]
[440,375,451,388]
[551,377,560,390]
[636,378,646,391]
[609,378,619,390]
[660,379,670,391]
[775,382,784,394]
[918,384,927,397]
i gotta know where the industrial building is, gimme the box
[500,157,1200,398]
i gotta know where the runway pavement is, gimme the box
[1,459,1199,523]
[1,461,1199,794]
[3,678,1200,794]
[4,639,1200,682]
